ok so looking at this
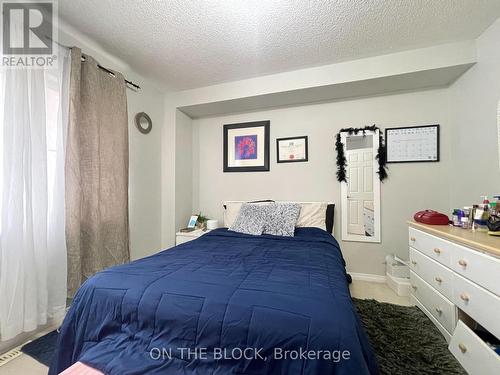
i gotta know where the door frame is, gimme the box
[340,130,381,243]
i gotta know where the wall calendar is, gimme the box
[385,125,440,163]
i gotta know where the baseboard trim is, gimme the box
[349,272,387,283]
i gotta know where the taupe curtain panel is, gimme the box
[66,48,130,298]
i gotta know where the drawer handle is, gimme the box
[435,307,443,315]
[411,285,417,290]
[458,343,467,354]
[410,237,416,242]
[433,248,441,254]
[458,259,467,268]
[411,260,417,265]
[460,293,470,302]
[435,276,442,283]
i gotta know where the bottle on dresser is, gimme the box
[473,196,490,232]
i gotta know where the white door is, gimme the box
[346,148,374,236]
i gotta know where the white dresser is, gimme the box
[408,221,500,375]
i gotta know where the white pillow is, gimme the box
[223,202,243,228]
[295,202,328,230]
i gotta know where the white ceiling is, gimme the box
[58,0,500,90]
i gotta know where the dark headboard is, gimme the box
[326,204,335,234]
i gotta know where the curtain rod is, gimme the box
[46,36,141,91]
[79,55,141,90]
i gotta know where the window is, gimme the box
[0,70,63,234]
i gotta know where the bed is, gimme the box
[50,225,378,374]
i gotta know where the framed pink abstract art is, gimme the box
[223,120,270,172]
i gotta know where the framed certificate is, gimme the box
[276,136,308,163]
[385,125,439,163]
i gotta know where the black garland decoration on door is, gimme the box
[335,125,388,183]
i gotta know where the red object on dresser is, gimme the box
[414,210,450,225]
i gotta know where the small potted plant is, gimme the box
[196,213,209,230]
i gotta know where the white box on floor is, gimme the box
[385,254,410,278]
[386,272,411,296]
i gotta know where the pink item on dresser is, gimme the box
[59,362,104,375]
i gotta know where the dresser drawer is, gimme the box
[409,228,452,267]
[410,271,456,333]
[450,244,500,297]
[411,296,451,342]
[449,320,500,375]
[453,273,500,339]
[409,248,453,301]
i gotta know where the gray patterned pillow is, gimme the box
[229,203,269,235]
[264,203,301,237]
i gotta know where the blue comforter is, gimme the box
[50,228,378,374]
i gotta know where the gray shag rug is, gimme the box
[353,298,466,375]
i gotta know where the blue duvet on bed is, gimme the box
[50,228,378,375]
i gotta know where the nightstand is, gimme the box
[175,229,210,245]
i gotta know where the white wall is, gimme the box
[127,90,164,259]
[58,23,165,260]
[449,18,500,207]
[192,89,451,275]
[175,110,194,231]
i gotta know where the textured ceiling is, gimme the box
[58,0,500,90]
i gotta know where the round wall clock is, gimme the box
[135,112,152,134]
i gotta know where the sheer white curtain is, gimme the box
[0,46,71,341]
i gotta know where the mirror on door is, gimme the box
[340,130,381,243]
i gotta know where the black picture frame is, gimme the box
[223,121,270,172]
[276,136,309,163]
[385,124,440,163]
